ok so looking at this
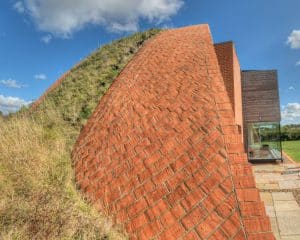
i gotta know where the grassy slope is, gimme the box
[0,29,160,239]
[282,140,300,162]
[34,29,160,126]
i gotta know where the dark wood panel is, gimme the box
[241,70,281,123]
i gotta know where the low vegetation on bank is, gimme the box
[0,29,160,239]
[0,110,126,239]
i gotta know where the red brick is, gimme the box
[183,230,199,240]
[201,171,224,194]
[116,208,128,223]
[167,184,189,206]
[236,188,260,202]
[115,194,134,211]
[203,187,227,212]
[130,213,149,230]
[181,206,207,230]
[231,164,253,176]
[160,210,178,228]
[196,212,223,239]
[170,203,186,219]
[147,186,168,205]
[158,223,185,240]
[139,220,162,240]
[233,230,247,240]
[221,211,241,238]
[208,229,228,240]
[128,197,148,218]
[248,232,275,240]
[144,151,162,167]
[146,199,169,220]
[166,169,189,190]
[234,176,256,189]
[227,143,245,153]
[215,194,236,219]
[244,217,272,233]
[170,154,190,172]
[240,201,266,218]
[181,187,205,211]
[134,180,155,199]
[72,24,274,239]
[152,167,173,185]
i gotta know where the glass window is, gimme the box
[247,122,282,161]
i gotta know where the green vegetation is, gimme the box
[280,125,300,162]
[0,29,160,239]
[35,29,160,127]
[282,140,300,162]
[0,111,125,239]
[281,124,300,141]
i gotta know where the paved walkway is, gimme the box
[253,161,300,240]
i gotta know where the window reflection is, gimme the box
[247,122,282,161]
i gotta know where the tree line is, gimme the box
[281,124,300,141]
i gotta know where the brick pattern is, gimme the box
[72,25,274,239]
[214,42,243,141]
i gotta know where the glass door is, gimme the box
[247,122,282,161]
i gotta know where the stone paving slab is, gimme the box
[270,217,280,239]
[274,201,299,212]
[276,210,300,236]
[261,192,274,205]
[253,162,300,240]
[281,236,300,240]
[279,181,300,189]
[272,192,295,201]
[265,205,276,217]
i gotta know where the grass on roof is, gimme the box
[0,29,160,239]
[34,29,160,127]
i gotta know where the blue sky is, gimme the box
[0,0,299,124]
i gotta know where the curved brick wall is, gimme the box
[73,25,274,239]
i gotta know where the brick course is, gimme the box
[72,25,274,239]
[214,42,244,141]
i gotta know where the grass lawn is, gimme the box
[282,140,300,162]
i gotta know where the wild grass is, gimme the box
[35,29,161,127]
[0,29,161,239]
[0,110,126,239]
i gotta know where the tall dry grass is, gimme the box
[0,29,161,239]
[0,109,126,239]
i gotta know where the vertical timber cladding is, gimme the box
[241,70,281,146]
[214,42,244,141]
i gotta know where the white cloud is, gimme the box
[0,79,27,88]
[288,86,296,91]
[0,95,31,115]
[287,30,300,49]
[41,34,52,44]
[34,74,47,80]
[13,1,25,13]
[281,103,300,124]
[296,61,300,66]
[14,0,184,37]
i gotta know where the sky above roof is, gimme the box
[0,0,299,124]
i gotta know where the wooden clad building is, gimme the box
[241,70,282,161]
[241,70,281,123]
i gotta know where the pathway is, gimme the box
[253,161,300,240]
